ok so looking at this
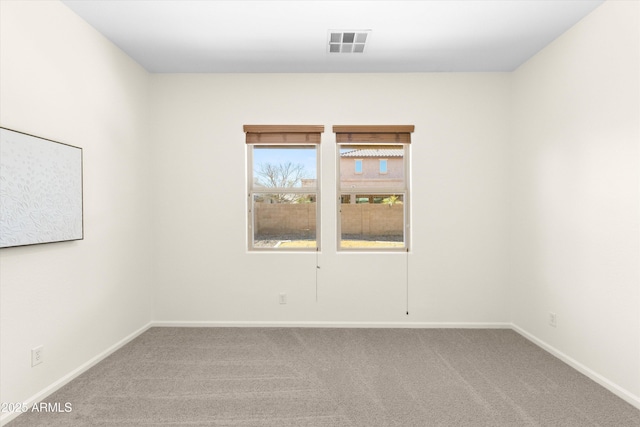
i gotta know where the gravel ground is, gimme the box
[253,233,402,248]
[254,234,315,248]
[341,234,403,242]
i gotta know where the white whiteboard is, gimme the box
[0,128,83,248]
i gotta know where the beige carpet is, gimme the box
[8,327,640,426]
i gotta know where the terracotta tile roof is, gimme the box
[340,149,403,157]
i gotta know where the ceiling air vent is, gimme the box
[328,30,370,53]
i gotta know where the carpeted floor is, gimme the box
[8,327,640,426]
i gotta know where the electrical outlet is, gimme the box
[549,312,557,328]
[31,346,44,367]
[279,293,287,304]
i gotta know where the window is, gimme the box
[245,125,323,250]
[354,159,363,174]
[379,159,388,174]
[334,125,413,251]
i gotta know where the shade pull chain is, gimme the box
[406,247,409,315]
[316,247,320,303]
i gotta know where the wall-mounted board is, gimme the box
[0,128,83,248]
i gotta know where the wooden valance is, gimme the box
[244,125,324,144]
[333,125,414,144]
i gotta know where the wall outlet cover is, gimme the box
[31,346,44,366]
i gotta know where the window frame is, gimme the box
[245,125,323,252]
[334,125,413,252]
[379,159,388,174]
[354,159,363,174]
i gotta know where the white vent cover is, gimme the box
[328,30,371,53]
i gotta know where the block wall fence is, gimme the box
[254,202,403,237]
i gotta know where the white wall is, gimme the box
[0,0,153,411]
[2,0,638,418]
[150,73,511,325]
[510,0,640,402]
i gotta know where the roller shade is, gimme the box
[333,125,414,144]
[244,125,324,144]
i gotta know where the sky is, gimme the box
[253,147,317,183]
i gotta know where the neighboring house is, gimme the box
[340,148,404,203]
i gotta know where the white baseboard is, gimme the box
[151,320,512,329]
[0,322,152,427]
[511,323,640,411]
